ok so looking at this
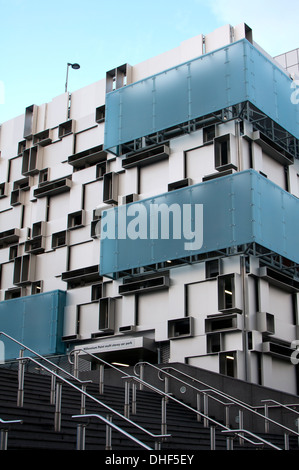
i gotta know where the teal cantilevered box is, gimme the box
[100,170,299,278]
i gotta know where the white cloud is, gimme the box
[198,0,299,56]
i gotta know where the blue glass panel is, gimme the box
[100,170,299,278]
[0,290,66,360]
[104,39,298,152]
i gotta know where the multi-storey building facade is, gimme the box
[0,23,299,395]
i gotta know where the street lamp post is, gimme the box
[65,62,80,92]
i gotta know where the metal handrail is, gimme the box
[68,348,132,379]
[0,418,23,450]
[261,399,299,416]
[123,374,269,450]
[69,351,263,449]
[16,355,170,445]
[72,413,152,450]
[221,429,282,450]
[0,333,170,447]
[134,361,299,445]
[0,332,90,385]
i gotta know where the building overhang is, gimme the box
[100,170,299,279]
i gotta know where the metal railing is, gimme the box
[0,418,23,450]
[68,349,285,450]
[134,361,299,450]
[123,373,281,450]
[72,413,152,450]
[0,333,170,450]
[0,333,289,450]
[221,429,282,450]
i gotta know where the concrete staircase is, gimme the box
[0,365,297,451]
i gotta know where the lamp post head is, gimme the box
[65,63,81,92]
[69,63,80,70]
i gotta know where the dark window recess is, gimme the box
[18,140,27,155]
[168,317,194,339]
[31,281,42,295]
[23,105,37,140]
[95,105,105,123]
[202,169,235,182]
[119,273,170,295]
[214,134,237,171]
[91,219,101,239]
[106,64,131,93]
[122,144,170,169]
[10,189,23,206]
[67,210,85,230]
[207,333,222,353]
[32,221,46,238]
[39,168,49,184]
[119,325,137,334]
[218,274,241,313]
[252,130,294,166]
[103,172,119,204]
[13,255,34,285]
[58,120,74,138]
[0,229,20,248]
[5,287,24,300]
[203,124,216,143]
[206,259,220,278]
[220,352,236,377]
[34,176,72,198]
[25,236,45,254]
[257,311,275,335]
[91,283,103,301]
[9,245,18,260]
[122,194,138,204]
[96,161,107,178]
[205,313,241,334]
[52,231,68,249]
[13,178,30,191]
[22,146,39,175]
[91,298,115,337]
[33,129,52,147]
[262,341,293,360]
[61,265,102,289]
[168,178,192,192]
[0,183,7,198]
[68,145,107,170]
[258,266,299,293]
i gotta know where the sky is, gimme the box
[0,0,298,124]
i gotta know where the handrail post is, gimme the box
[54,381,62,432]
[99,364,104,395]
[81,385,86,415]
[210,426,216,450]
[73,350,80,378]
[139,364,144,391]
[225,404,230,428]
[161,396,167,437]
[17,349,25,407]
[124,380,130,418]
[264,402,269,433]
[164,376,169,402]
[284,433,289,450]
[238,410,244,446]
[106,415,112,450]
[155,440,161,450]
[132,382,137,415]
[203,393,209,428]
[76,423,86,450]
[226,435,234,450]
[0,429,8,451]
[50,373,56,405]
[196,393,201,422]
